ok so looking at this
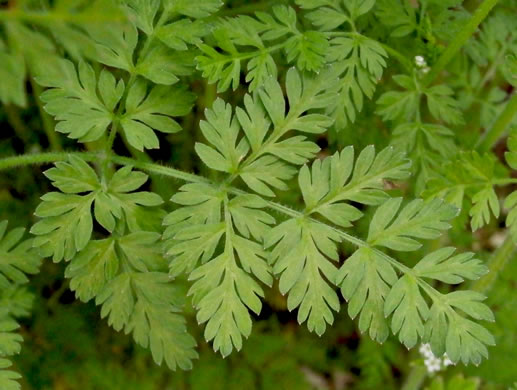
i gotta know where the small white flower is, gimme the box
[443,355,454,366]
[419,343,455,373]
[415,55,427,67]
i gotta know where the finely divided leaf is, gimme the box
[424,151,507,231]
[425,292,495,365]
[121,79,194,151]
[384,275,428,349]
[266,218,341,336]
[413,247,487,284]
[0,221,41,290]
[367,198,458,251]
[336,247,397,343]
[327,35,387,128]
[97,271,198,370]
[31,157,162,261]
[164,0,223,18]
[301,146,411,227]
[65,238,118,302]
[165,190,274,356]
[36,59,124,142]
[505,132,517,241]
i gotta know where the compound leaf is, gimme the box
[266,218,341,336]
[384,274,428,349]
[165,188,274,356]
[367,198,458,251]
[31,157,163,261]
[302,146,411,228]
[121,80,195,151]
[0,222,41,289]
[337,247,397,343]
[36,59,124,143]
[413,247,487,284]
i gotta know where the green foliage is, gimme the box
[36,59,195,150]
[164,184,273,357]
[0,221,41,288]
[96,269,197,370]
[195,67,335,196]
[424,151,508,231]
[196,5,328,92]
[121,79,195,150]
[375,0,417,38]
[31,156,163,261]
[0,223,39,390]
[2,0,517,388]
[36,59,125,142]
[376,72,466,191]
[296,0,389,128]
[505,132,517,242]
[505,54,517,87]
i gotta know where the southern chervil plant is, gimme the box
[1,0,516,388]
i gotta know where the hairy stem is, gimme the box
[476,92,517,152]
[422,0,499,86]
[0,9,124,24]
[205,43,286,69]
[0,152,97,171]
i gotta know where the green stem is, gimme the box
[422,0,499,86]
[493,177,517,186]
[110,155,210,184]
[47,279,70,309]
[104,119,121,156]
[0,9,125,24]
[471,235,516,294]
[135,11,170,68]
[476,93,517,152]
[0,151,407,274]
[205,43,286,68]
[0,152,97,171]
[402,364,427,390]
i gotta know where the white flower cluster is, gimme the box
[419,344,454,373]
[415,55,431,74]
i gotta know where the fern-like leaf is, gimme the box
[424,151,507,231]
[0,221,41,289]
[36,59,124,142]
[196,5,328,92]
[165,184,274,356]
[31,157,163,261]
